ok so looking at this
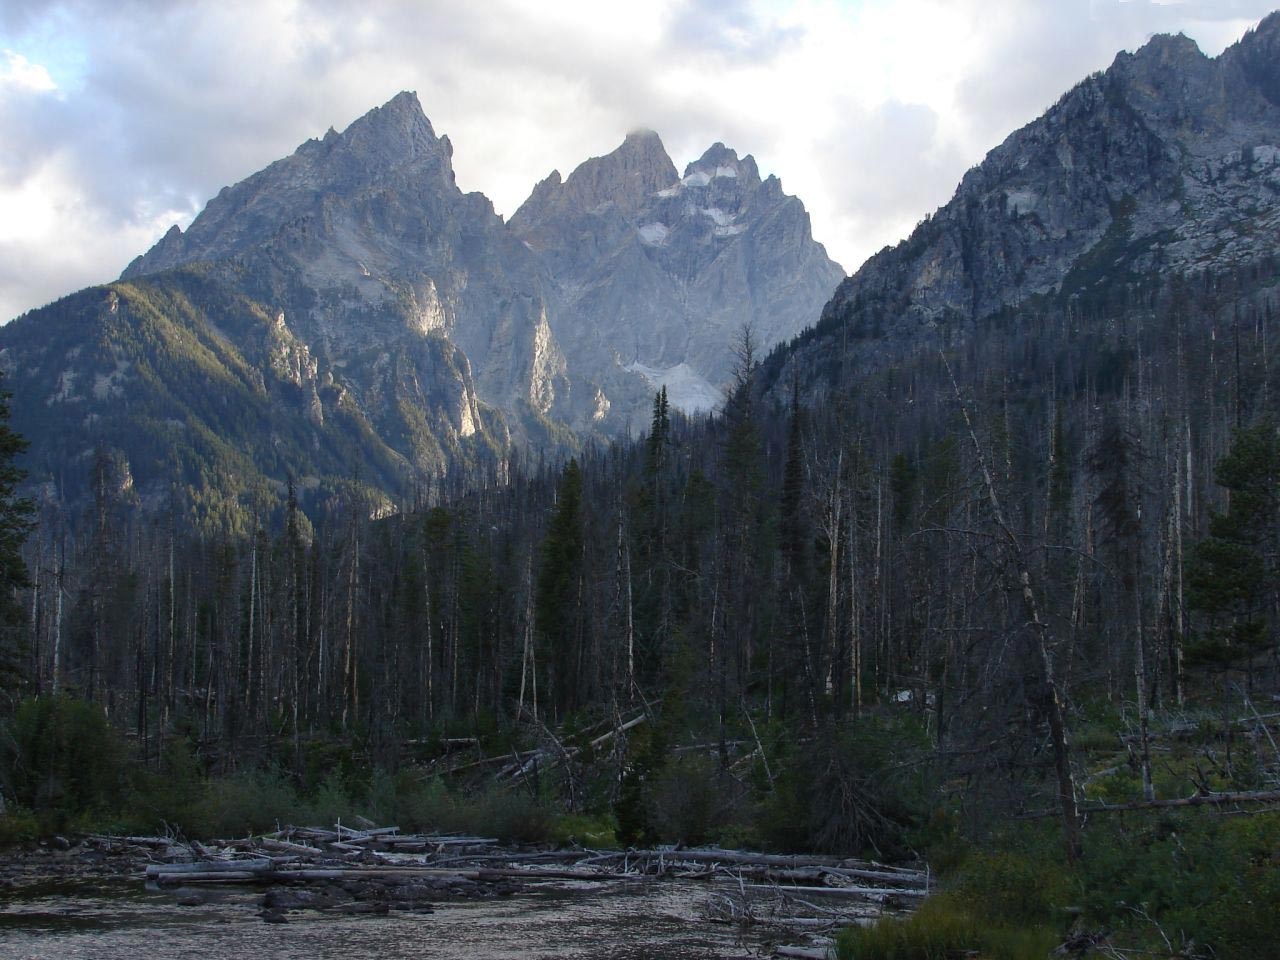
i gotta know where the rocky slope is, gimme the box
[0,93,840,528]
[775,11,1280,390]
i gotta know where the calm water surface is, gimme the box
[0,878,780,959]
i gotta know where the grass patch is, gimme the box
[835,898,1058,960]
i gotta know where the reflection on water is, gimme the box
[0,878,776,959]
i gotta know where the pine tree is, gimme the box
[1187,419,1280,663]
[536,458,585,717]
[0,374,34,705]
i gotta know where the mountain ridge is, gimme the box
[767,13,1280,398]
[0,93,841,529]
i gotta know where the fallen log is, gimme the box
[259,838,329,859]
[145,859,270,878]
[153,870,264,884]
[634,847,923,876]
[729,866,926,888]
[1018,788,1280,819]
[150,864,632,885]
[735,882,926,902]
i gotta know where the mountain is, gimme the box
[772,12,1280,391]
[513,132,843,418]
[0,94,840,531]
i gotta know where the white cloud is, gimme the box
[1,49,56,92]
[0,0,1275,321]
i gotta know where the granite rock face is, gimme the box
[807,14,1280,357]
[513,133,844,424]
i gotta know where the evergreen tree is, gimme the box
[1187,419,1280,662]
[536,458,585,717]
[0,375,34,704]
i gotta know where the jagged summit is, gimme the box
[510,128,842,419]
[124,91,454,278]
[1126,31,1203,62]
[334,89,441,159]
[511,130,678,226]
[680,142,763,188]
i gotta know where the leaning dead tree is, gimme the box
[944,352,1083,863]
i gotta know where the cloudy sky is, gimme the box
[0,0,1275,322]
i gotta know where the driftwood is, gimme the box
[736,882,925,903]
[131,823,923,956]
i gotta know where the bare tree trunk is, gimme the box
[1174,420,1188,706]
[246,537,257,719]
[621,515,634,697]
[518,557,536,722]
[341,527,359,730]
[52,555,63,693]
[944,352,1083,863]
[849,502,862,717]
[873,478,885,697]
[166,535,175,725]
[824,451,843,699]
[1134,563,1154,802]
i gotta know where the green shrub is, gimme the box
[1,696,129,831]
[550,812,617,848]
[128,737,205,833]
[646,754,719,846]
[387,776,557,844]
[836,900,981,960]
[760,718,929,857]
[0,807,39,843]
[194,769,305,838]
[469,787,554,843]
[302,770,363,830]
[950,848,1072,928]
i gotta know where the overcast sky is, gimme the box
[1,0,1275,322]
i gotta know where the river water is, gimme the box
[0,877,784,959]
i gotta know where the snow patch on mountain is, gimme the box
[624,361,723,414]
[638,222,670,246]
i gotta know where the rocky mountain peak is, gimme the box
[511,130,677,227]
[683,142,762,187]
[124,91,455,278]
[621,127,667,159]
[332,90,443,165]
[1127,31,1204,65]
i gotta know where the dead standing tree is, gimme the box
[943,353,1083,863]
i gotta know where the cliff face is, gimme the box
[801,15,1280,366]
[513,133,844,423]
[123,91,568,422]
